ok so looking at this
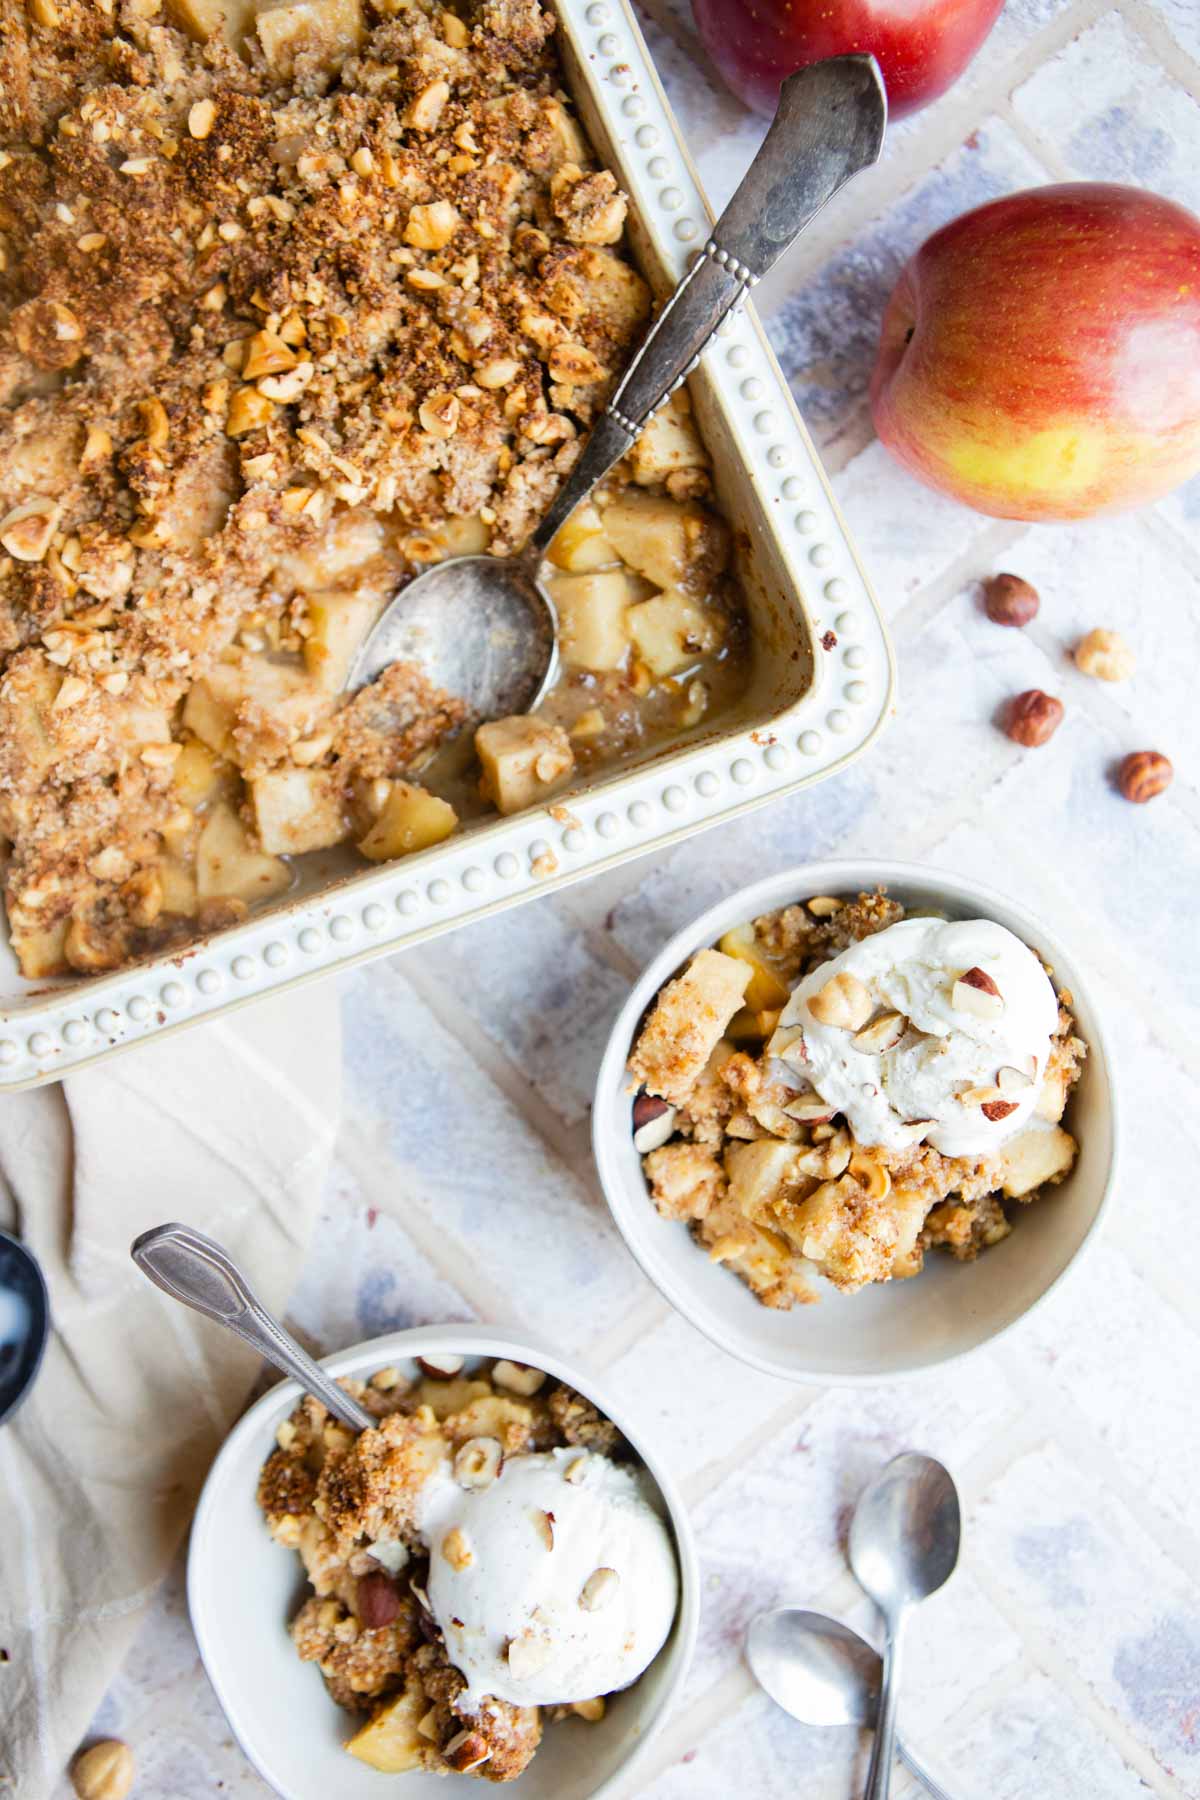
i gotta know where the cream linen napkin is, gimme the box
[0,984,342,1800]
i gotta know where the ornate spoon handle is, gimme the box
[527,53,887,558]
[131,1221,374,1432]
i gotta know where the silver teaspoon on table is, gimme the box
[131,1221,373,1432]
[747,1608,955,1800]
[850,1452,962,1800]
[346,53,887,719]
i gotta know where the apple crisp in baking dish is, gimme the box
[627,891,1087,1306]
[0,0,748,977]
[257,1356,678,1782]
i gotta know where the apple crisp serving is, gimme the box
[0,0,748,978]
[628,891,1087,1306]
[257,1355,674,1782]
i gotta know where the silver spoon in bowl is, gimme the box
[850,1453,962,1800]
[746,1607,955,1800]
[347,54,887,719]
[131,1221,373,1432]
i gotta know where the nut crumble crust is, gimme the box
[0,0,667,976]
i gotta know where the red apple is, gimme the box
[692,0,1005,120]
[870,183,1200,521]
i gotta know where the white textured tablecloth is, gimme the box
[0,987,340,1800]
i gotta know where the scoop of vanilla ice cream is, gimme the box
[777,917,1059,1158]
[421,1446,678,1710]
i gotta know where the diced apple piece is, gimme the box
[1,658,60,790]
[1036,1061,1069,1123]
[357,782,458,861]
[726,1006,764,1044]
[717,922,791,1012]
[997,1125,1077,1199]
[725,1139,798,1218]
[255,0,362,71]
[346,1685,427,1774]
[627,592,723,678]
[159,858,198,916]
[274,508,384,591]
[548,568,642,672]
[172,739,238,810]
[196,802,291,903]
[547,502,618,573]
[785,1173,859,1262]
[628,391,708,486]
[628,948,751,1106]
[302,590,388,692]
[475,715,574,816]
[113,701,174,755]
[727,1006,785,1044]
[183,659,329,766]
[568,248,651,342]
[602,491,728,592]
[10,917,68,979]
[182,675,237,758]
[166,0,256,46]
[542,98,590,168]
[427,514,491,560]
[250,767,349,855]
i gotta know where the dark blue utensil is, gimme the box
[0,1228,50,1427]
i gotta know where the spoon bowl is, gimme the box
[849,1451,961,1614]
[748,1607,880,1727]
[348,555,559,719]
[0,1228,50,1427]
[746,1607,956,1800]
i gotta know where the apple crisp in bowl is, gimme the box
[0,0,748,980]
[257,1355,678,1781]
[189,1328,697,1800]
[594,862,1116,1381]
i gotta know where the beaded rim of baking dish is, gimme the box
[0,0,895,1087]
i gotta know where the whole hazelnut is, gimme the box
[982,573,1039,627]
[357,1569,403,1628]
[72,1740,134,1800]
[1116,750,1173,804]
[1074,627,1135,682]
[1003,690,1064,747]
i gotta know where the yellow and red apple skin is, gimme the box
[870,184,1200,520]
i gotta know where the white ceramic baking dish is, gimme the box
[0,1,894,1089]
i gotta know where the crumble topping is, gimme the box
[258,1360,634,1781]
[2,0,729,977]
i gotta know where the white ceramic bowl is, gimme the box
[188,1325,698,1800]
[594,860,1118,1384]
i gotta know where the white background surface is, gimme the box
[67,0,1200,1793]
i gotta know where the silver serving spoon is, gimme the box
[0,1228,50,1428]
[131,1221,373,1432]
[850,1453,962,1800]
[348,54,887,717]
[747,1608,955,1800]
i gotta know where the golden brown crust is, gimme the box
[0,0,653,975]
[291,1592,421,1712]
[333,658,468,780]
[315,1407,447,1557]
